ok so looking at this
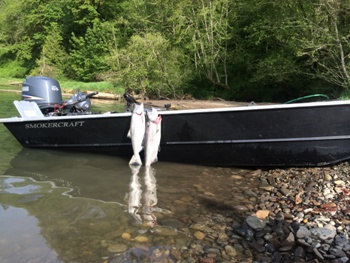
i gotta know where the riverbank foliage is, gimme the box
[0,0,350,102]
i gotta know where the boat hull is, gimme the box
[2,101,350,167]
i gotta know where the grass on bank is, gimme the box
[338,89,350,100]
[60,80,124,94]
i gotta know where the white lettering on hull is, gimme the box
[25,121,85,129]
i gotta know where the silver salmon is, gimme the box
[144,108,162,166]
[127,103,145,165]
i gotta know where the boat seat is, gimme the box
[14,100,44,119]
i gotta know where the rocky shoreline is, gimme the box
[229,163,350,263]
[108,163,350,263]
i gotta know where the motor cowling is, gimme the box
[65,90,92,113]
[22,76,63,114]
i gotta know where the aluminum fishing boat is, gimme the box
[1,76,350,167]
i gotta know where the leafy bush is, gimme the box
[0,61,27,78]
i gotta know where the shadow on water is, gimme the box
[0,148,260,262]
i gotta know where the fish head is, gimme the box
[147,107,158,122]
[133,103,144,115]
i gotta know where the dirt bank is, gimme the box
[139,99,251,110]
[91,92,253,109]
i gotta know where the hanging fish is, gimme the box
[144,108,162,166]
[127,103,145,165]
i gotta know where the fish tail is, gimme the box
[145,157,158,167]
[129,154,142,166]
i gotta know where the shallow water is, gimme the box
[0,90,259,262]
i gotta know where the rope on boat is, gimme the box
[284,94,330,104]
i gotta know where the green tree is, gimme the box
[236,0,350,96]
[30,23,68,78]
[0,0,66,73]
[68,22,111,81]
[167,0,233,90]
[1,0,348,100]
[108,32,191,98]
[238,0,303,85]
[295,0,350,89]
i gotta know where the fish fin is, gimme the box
[129,154,142,166]
[127,129,131,138]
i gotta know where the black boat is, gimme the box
[1,76,350,167]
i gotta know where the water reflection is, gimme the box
[127,164,143,223]
[5,148,133,203]
[0,175,129,262]
[1,148,259,262]
[127,165,171,227]
[0,204,61,263]
[0,177,62,263]
[0,149,192,262]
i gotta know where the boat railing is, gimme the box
[284,94,330,104]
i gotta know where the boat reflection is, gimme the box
[126,165,171,227]
[0,175,128,263]
[4,148,133,203]
[1,149,189,262]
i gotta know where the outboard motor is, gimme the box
[22,76,63,114]
[65,90,92,113]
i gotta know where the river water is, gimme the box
[0,90,260,262]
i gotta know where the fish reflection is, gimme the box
[127,164,143,223]
[126,165,169,226]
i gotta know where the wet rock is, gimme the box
[297,226,311,239]
[199,257,214,263]
[256,210,270,220]
[281,232,295,247]
[101,162,350,263]
[310,226,336,241]
[294,246,306,258]
[232,204,250,211]
[194,231,205,240]
[251,241,265,253]
[313,247,324,260]
[246,216,266,231]
[279,187,291,196]
[233,224,254,241]
[153,226,178,236]
[133,235,148,242]
[329,248,347,258]
[121,232,131,241]
[244,189,258,197]
[107,243,128,253]
[259,185,275,192]
[224,245,237,257]
[160,218,185,228]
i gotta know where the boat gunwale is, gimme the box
[0,99,349,123]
